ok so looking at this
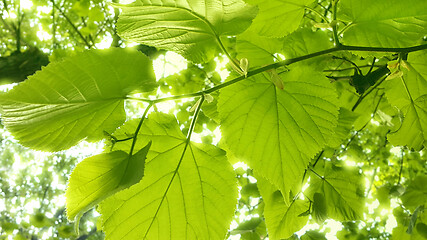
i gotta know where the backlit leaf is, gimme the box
[218,66,338,198]
[307,163,365,221]
[282,28,333,69]
[401,175,427,211]
[66,142,152,220]
[384,50,427,150]
[0,49,156,151]
[236,29,283,68]
[99,113,237,239]
[339,0,427,48]
[256,176,309,240]
[115,0,257,62]
[245,0,316,37]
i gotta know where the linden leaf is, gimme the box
[99,113,237,239]
[115,0,257,62]
[0,49,156,151]
[219,66,338,199]
[245,0,316,37]
[307,163,365,221]
[256,176,309,240]
[339,0,427,48]
[384,50,427,150]
[66,142,151,220]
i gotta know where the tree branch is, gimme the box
[127,43,426,104]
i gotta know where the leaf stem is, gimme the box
[332,0,341,46]
[129,102,153,156]
[312,150,325,168]
[305,6,329,23]
[397,149,404,184]
[352,78,386,111]
[129,44,427,104]
[144,95,204,238]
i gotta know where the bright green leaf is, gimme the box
[236,29,283,68]
[99,113,237,239]
[339,0,427,48]
[282,28,333,69]
[115,0,257,62]
[230,218,263,235]
[301,230,327,240]
[0,49,157,151]
[327,108,359,148]
[312,192,328,223]
[256,176,309,240]
[307,163,365,221]
[384,50,427,150]
[66,142,152,220]
[219,66,339,198]
[245,0,316,37]
[401,175,427,211]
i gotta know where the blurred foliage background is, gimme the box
[0,0,426,239]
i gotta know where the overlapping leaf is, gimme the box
[218,66,339,198]
[307,163,365,221]
[66,142,151,220]
[327,108,359,148]
[256,176,309,240]
[282,28,333,69]
[339,0,427,47]
[236,29,283,68]
[99,113,237,239]
[115,0,257,62]
[384,50,427,150]
[245,0,315,37]
[0,49,156,151]
[401,175,427,211]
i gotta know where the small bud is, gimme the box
[400,60,410,70]
[267,69,285,90]
[240,58,249,77]
[386,69,403,80]
[204,94,214,103]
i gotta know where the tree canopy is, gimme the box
[0,0,426,239]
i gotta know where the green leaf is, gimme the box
[99,113,237,239]
[115,0,257,62]
[245,0,316,37]
[65,142,152,220]
[282,28,333,69]
[0,49,156,151]
[401,175,427,211]
[416,223,427,239]
[339,0,427,47]
[301,230,327,240]
[256,176,309,240]
[29,213,52,228]
[392,225,425,240]
[236,29,283,68]
[312,192,328,223]
[384,50,427,150]
[307,163,365,221]
[218,66,339,198]
[230,218,263,235]
[327,108,359,148]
